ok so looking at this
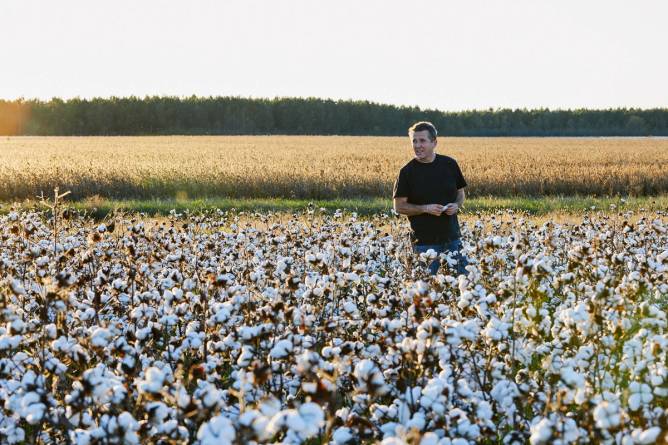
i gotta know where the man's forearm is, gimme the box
[455,189,465,208]
[394,201,425,216]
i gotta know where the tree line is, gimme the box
[1,96,667,136]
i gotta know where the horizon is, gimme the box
[3,95,667,114]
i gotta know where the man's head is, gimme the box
[408,121,438,163]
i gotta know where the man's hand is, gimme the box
[421,204,446,216]
[394,198,450,217]
[443,203,459,215]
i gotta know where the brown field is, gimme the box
[1,136,667,201]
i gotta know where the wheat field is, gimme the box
[1,136,666,201]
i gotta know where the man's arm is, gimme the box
[444,188,466,215]
[394,197,444,216]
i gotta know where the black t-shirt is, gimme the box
[393,154,467,245]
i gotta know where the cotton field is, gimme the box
[0,207,667,445]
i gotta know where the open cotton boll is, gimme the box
[197,383,223,409]
[490,380,519,416]
[146,402,169,424]
[387,319,404,332]
[593,401,621,430]
[196,416,235,445]
[264,403,324,440]
[70,430,90,445]
[117,412,139,439]
[354,359,389,395]
[628,381,653,411]
[560,367,585,389]
[18,391,46,424]
[529,418,552,445]
[270,339,293,359]
[419,432,440,445]
[631,427,662,445]
[238,410,269,440]
[343,300,358,314]
[344,272,360,283]
[10,279,26,295]
[236,346,255,367]
[297,402,325,437]
[332,427,354,444]
[82,365,127,404]
[419,249,438,261]
[0,334,22,350]
[136,367,166,394]
[90,327,112,347]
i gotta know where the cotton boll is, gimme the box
[200,385,223,409]
[333,427,354,444]
[239,410,268,440]
[80,365,127,404]
[19,391,46,424]
[345,272,360,283]
[10,279,26,295]
[0,334,22,351]
[407,412,426,431]
[263,402,325,440]
[71,430,90,445]
[270,339,293,359]
[90,327,112,347]
[239,326,260,341]
[593,401,620,430]
[211,306,231,324]
[343,300,358,314]
[632,427,661,445]
[183,279,196,291]
[476,401,493,422]
[175,386,191,409]
[457,379,474,398]
[354,359,389,395]
[197,415,235,445]
[557,418,581,443]
[457,291,473,309]
[560,367,585,389]
[117,412,139,438]
[490,380,519,416]
[419,432,440,445]
[574,387,588,405]
[297,402,325,437]
[136,367,165,394]
[482,317,510,341]
[10,318,27,334]
[529,418,552,445]
[387,319,403,332]
[237,346,255,367]
[628,381,653,411]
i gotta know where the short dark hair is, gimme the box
[408,121,438,141]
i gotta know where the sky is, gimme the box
[1,0,667,111]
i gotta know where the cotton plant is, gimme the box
[0,208,667,443]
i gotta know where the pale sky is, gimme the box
[1,0,667,110]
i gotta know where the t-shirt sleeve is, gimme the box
[452,159,467,189]
[393,168,410,198]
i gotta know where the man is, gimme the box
[393,121,468,275]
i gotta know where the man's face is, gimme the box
[411,130,437,163]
